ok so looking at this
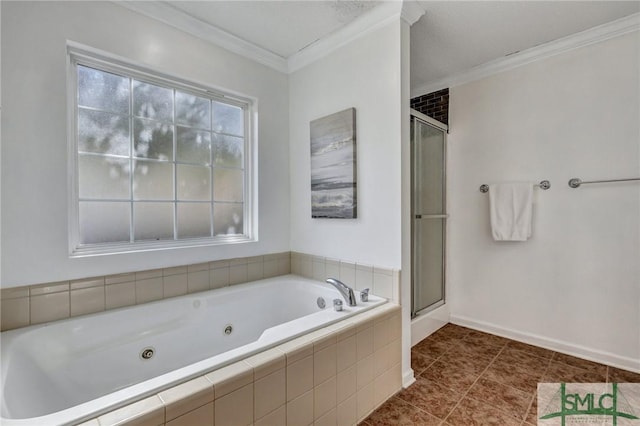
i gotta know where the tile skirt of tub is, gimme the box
[0,252,400,332]
[77,303,401,426]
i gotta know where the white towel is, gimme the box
[489,183,533,241]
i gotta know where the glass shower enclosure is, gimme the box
[411,110,448,317]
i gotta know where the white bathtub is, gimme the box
[1,274,385,425]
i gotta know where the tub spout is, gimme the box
[325,278,357,306]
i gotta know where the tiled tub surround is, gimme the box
[290,252,400,303]
[0,253,292,332]
[0,252,401,332]
[54,303,400,426]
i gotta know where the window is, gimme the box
[68,47,255,255]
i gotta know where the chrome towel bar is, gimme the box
[568,177,640,188]
[479,180,551,193]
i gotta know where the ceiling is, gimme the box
[134,1,639,94]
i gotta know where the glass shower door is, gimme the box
[411,113,447,317]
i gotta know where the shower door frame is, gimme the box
[410,109,448,319]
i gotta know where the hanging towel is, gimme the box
[489,183,533,241]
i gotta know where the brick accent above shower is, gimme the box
[410,88,449,126]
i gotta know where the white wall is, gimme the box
[1,2,290,287]
[448,32,640,370]
[289,21,403,270]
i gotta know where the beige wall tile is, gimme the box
[255,404,285,426]
[254,368,285,419]
[373,345,391,378]
[70,277,104,290]
[325,259,340,281]
[357,354,374,390]
[336,394,357,426]
[263,259,278,278]
[354,264,373,293]
[215,383,253,426]
[166,402,213,426]
[373,368,393,408]
[338,261,356,286]
[287,389,313,426]
[209,259,230,269]
[300,255,313,278]
[205,361,253,398]
[247,261,264,282]
[245,349,285,380]
[312,257,326,281]
[356,382,374,422]
[229,264,248,285]
[313,333,336,352]
[187,262,209,272]
[135,278,163,304]
[135,269,163,281]
[287,355,313,402]
[105,273,135,285]
[163,266,188,276]
[187,270,209,294]
[1,297,29,331]
[337,364,357,402]
[278,336,313,364]
[210,267,229,289]
[314,407,336,426]
[356,326,373,360]
[1,287,29,300]
[98,395,164,426]
[277,256,291,275]
[30,281,69,296]
[314,376,336,420]
[389,339,401,367]
[392,270,400,302]
[105,282,136,310]
[163,274,188,298]
[70,287,105,317]
[373,316,392,351]
[229,257,249,266]
[336,323,357,342]
[337,335,356,373]
[158,376,214,421]
[314,344,336,386]
[247,255,263,264]
[30,292,69,324]
[372,272,392,299]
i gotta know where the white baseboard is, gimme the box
[402,369,416,388]
[451,314,640,374]
[410,303,450,346]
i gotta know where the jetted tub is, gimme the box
[1,274,385,425]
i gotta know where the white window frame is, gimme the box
[67,42,258,257]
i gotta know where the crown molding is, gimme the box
[411,12,640,98]
[287,1,405,73]
[117,1,289,73]
[401,0,426,26]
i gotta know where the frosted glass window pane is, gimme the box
[213,168,243,202]
[134,203,174,241]
[78,109,130,156]
[134,118,174,161]
[177,203,211,238]
[214,203,243,236]
[176,92,210,129]
[133,160,173,200]
[133,81,173,122]
[177,126,211,165]
[78,66,129,114]
[212,101,243,136]
[212,134,243,168]
[79,155,130,199]
[177,165,211,201]
[79,202,130,244]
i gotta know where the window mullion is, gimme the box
[129,77,134,243]
[173,88,178,241]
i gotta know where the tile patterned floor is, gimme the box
[361,323,640,425]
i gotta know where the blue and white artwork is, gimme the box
[310,108,357,219]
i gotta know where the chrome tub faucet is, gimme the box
[325,278,357,306]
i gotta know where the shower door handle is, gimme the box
[415,214,448,219]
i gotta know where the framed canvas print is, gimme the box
[310,108,357,219]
